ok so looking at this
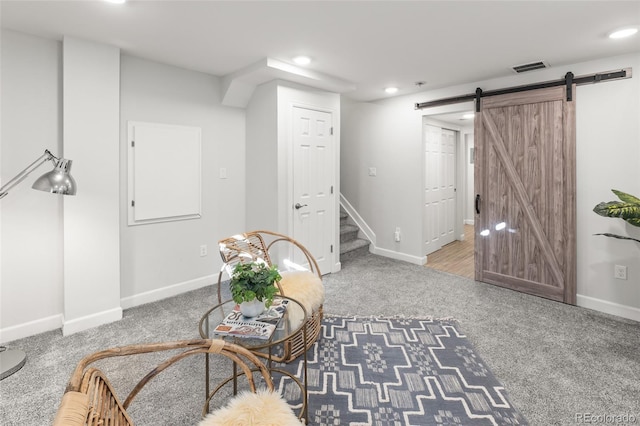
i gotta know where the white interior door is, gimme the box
[423,124,456,255]
[292,106,333,274]
[440,129,456,246]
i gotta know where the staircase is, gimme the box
[339,209,370,262]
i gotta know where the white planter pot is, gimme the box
[239,299,266,317]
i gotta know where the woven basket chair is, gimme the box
[217,230,324,363]
[52,339,296,426]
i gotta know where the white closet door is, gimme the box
[292,107,333,274]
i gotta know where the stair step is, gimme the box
[340,224,359,243]
[340,211,348,224]
[340,238,370,262]
[338,209,370,261]
[340,237,369,254]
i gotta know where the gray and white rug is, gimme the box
[276,316,527,426]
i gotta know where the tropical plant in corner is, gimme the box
[593,189,640,243]
[229,261,282,308]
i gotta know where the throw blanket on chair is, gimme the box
[278,270,324,324]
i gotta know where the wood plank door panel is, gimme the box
[474,86,576,304]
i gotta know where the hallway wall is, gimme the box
[342,53,640,321]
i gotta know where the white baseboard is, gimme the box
[120,274,216,310]
[371,246,426,266]
[464,219,475,225]
[63,307,123,337]
[0,314,63,344]
[1,275,217,343]
[577,294,640,322]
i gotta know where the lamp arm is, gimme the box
[0,150,56,199]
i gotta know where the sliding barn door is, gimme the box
[474,86,576,304]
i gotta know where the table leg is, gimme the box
[303,323,308,424]
[205,353,210,413]
[233,360,238,395]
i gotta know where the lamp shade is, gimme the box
[31,158,77,196]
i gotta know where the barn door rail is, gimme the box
[414,68,632,112]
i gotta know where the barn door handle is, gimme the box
[295,203,308,210]
[475,194,481,214]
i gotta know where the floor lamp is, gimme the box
[0,149,77,380]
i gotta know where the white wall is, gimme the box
[119,55,246,307]
[575,62,640,319]
[465,132,475,225]
[1,30,64,341]
[246,81,278,231]
[341,53,640,321]
[62,37,122,335]
[341,98,424,263]
[1,31,248,342]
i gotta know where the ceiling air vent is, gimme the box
[511,61,550,74]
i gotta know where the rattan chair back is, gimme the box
[53,339,274,426]
[216,230,323,362]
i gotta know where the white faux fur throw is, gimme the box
[277,270,324,327]
[278,270,324,315]
[198,390,302,426]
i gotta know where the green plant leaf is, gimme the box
[594,233,640,244]
[228,261,282,306]
[627,218,640,227]
[593,201,640,227]
[612,189,640,204]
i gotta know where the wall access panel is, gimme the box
[128,121,202,225]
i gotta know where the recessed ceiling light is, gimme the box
[292,56,311,66]
[385,87,398,94]
[609,28,638,39]
[104,0,126,3]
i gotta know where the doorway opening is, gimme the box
[422,110,475,279]
[425,224,474,279]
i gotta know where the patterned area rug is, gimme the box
[275,316,527,426]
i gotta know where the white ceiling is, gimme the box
[1,0,639,102]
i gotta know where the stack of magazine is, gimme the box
[213,299,289,340]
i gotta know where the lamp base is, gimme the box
[0,347,26,380]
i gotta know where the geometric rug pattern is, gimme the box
[276,316,528,425]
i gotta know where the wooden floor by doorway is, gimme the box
[424,224,474,279]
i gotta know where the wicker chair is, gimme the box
[53,339,300,425]
[217,230,324,363]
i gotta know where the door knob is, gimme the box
[294,203,308,210]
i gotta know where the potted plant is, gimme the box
[593,189,640,243]
[230,261,282,317]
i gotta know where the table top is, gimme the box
[198,296,307,350]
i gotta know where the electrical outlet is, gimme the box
[614,264,627,280]
[200,245,208,257]
[394,227,401,242]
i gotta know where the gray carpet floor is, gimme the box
[1,253,639,425]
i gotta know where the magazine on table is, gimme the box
[249,299,290,323]
[213,299,289,339]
